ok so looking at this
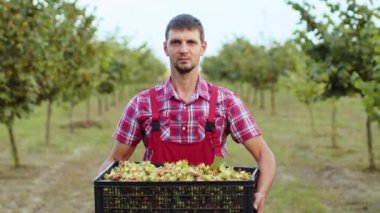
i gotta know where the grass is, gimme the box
[0,83,379,212]
[224,82,380,212]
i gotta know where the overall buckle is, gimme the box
[152,120,160,131]
[205,121,215,132]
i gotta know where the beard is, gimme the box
[174,63,196,74]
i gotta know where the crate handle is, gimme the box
[93,160,117,182]
[251,167,259,181]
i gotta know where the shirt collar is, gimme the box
[163,76,210,101]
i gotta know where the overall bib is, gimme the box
[148,86,223,165]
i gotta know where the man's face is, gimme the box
[164,29,207,74]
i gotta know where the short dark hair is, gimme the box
[165,14,205,42]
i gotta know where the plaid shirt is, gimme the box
[113,77,261,160]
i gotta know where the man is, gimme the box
[98,14,275,212]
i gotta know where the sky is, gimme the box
[78,0,303,65]
[77,0,376,67]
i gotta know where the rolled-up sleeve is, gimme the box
[228,96,261,143]
[113,96,142,146]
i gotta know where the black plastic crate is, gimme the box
[93,161,259,213]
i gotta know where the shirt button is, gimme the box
[182,126,186,131]
[183,106,187,110]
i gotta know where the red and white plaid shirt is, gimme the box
[113,77,261,160]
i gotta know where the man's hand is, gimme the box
[253,192,266,213]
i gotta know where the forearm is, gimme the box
[98,142,137,175]
[256,149,276,197]
[242,136,276,212]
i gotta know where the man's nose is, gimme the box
[179,43,189,53]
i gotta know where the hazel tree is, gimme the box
[288,0,380,169]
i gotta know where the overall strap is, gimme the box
[148,87,160,149]
[207,85,218,127]
[205,85,223,157]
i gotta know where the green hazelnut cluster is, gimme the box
[103,160,251,181]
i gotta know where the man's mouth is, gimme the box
[178,58,190,63]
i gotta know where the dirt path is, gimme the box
[275,164,380,212]
[0,145,105,213]
[1,143,379,212]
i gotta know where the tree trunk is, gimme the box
[86,97,91,122]
[105,95,109,112]
[98,96,102,116]
[286,89,291,121]
[270,84,276,115]
[112,92,117,107]
[6,122,20,167]
[45,99,53,144]
[253,87,257,105]
[247,84,252,103]
[118,85,124,101]
[237,83,242,99]
[125,86,130,98]
[243,83,248,102]
[331,100,338,148]
[366,115,376,170]
[260,87,265,110]
[306,103,316,133]
[69,106,74,133]
[239,83,244,100]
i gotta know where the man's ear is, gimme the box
[163,41,169,56]
[200,41,207,56]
